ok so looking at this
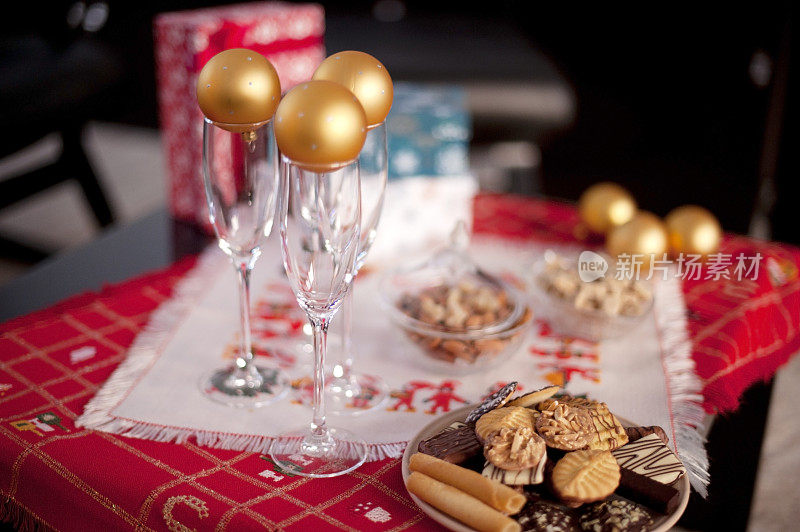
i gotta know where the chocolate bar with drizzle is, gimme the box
[612,433,686,484]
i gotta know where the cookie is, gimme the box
[535,403,594,451]
[551,450,620,504]
[418,422,481,464]
[484,427,546,471]
[516,499,580,532]
[465,382,518,424]
[482,446,547,486]
[612,434,686,484]
[578,499,653,532]
[475,406,537,443]
[506,385,561,408]
[617,466,681,515]
[539,396,628,451]
[624,425,669,445]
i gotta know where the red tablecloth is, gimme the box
[2,193,799,531]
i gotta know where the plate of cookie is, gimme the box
[402,382,689,532]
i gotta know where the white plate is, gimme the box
[401,405,690,532]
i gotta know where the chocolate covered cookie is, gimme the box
[417,422,481,464]
[618,466,681,515]
[578,499,653,531]
[516,498,581,532]
[465,382,518,424]
[624,425,669,445]
[612,434,686,484]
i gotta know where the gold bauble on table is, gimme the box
[578,182,638,234]
[312,50,393,127]
[606,211,669,266]
[196,48,281,132]
[274,80,368,172]
[665,205,722,258]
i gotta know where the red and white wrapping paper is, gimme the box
[154,2,325,229]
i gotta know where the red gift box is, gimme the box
[154,2,325,230]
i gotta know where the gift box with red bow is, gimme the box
[154,2,325,230]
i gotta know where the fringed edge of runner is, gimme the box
[1,496,56,532]
[654,274,711,497]
[75,246,408,463]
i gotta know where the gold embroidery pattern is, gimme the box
[162,495,209,532]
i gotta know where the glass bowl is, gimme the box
[381,287,533,374]
[378,225,533,374]
[527,251,653,342]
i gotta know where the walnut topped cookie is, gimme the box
[484,427,546,471]
[539,395,628,451]
[535,402,594,451]
[475,406,538,443]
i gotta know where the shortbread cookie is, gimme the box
[475,406,537,443]
[612,433,685,484]
[484,427,545,471]
[535,403,593,451]
[506,385,561,408]
[551,450,621,504]
[465,382,518,424]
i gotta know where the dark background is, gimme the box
[1,0,794,241]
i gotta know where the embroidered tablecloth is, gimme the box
[1,193,799,531]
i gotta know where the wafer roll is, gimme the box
[406,472,522,532]
[409,452,526,513]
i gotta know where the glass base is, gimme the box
[268,426,368,478]
[200,365,289,408]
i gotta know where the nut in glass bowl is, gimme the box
[381,280,533,374]
[378,222,533,373]
[528,250,653,341]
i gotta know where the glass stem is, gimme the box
[335,288,355,381]
[310,316,329,437]
[233,257,256,380]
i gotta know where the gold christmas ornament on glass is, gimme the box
[196,48,281,133]
[312,50,393,127]
[578,182,637,234]
[274,80,368,172]
[606,211,669,266]
[665,205,722,258]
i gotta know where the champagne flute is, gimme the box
[310,50,395,415]
[326,121,390,414]
[199,118,289,407]
[269,157,368,476]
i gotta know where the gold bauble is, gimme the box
[665,205,722,258]
[578,182,637,234]
[606,211,669,266]
[312,50,393,127]
[196,48,281,131]
[274,80,368,172]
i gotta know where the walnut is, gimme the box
[484,427,545,471]
[535,403,593,450]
